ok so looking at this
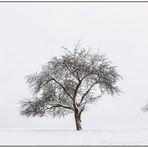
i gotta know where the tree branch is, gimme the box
[79,82,97,105]
[63,60,80,81]
[47,104,74,111]
[72,80,83,109]
[51,77,73,99]
[80,72,92,82]
[72,72,93,109]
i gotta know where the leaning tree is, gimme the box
[20,43,122,130]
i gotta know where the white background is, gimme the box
[0,2,148,130]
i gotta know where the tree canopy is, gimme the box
[20,43,122,130]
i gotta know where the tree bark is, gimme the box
[74,111,82,131]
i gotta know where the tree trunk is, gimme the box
[74,111,82,131]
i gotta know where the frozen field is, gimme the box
[0,128,148,145]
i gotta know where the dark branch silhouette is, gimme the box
[19,42,122,130]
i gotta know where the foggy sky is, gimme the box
[0,2,148,129]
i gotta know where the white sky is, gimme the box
[0,2,148,130]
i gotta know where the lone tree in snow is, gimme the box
[20,43,122,130]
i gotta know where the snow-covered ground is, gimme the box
[0,128,148,145]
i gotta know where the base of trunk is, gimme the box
[74,113,82,131]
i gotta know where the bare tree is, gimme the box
[142,102,148,112]
[20,43,122,130]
